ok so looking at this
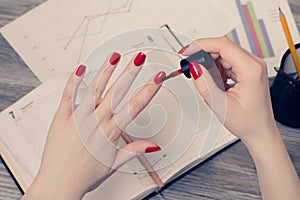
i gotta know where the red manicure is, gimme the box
[178,44,190,54]
[109,52,121,65]
[134,52,146,66]
[145,146,161,153]
[154,71,166,84]
[189,61,202,80]
[75,65,86,77]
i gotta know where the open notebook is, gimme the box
[0,76,237,199]
[0,27,238,199]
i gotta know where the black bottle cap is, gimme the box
[180,50,214,78]
[179,59,192,78]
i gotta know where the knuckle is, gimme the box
[62,89,73,102]
[194,78,211,103]
[100,120,120,140]
[62,95,72,103]
[145,84,158,95]
[131,98,146,113]
[103,66,114,77]
[94,86,104,97]
[62,76,76,102]
[220,35,230,43]
[255,59,267,72]
[131,145,139,154]
[218,36,232,46]
[250,59,268,80]
[127,69,138,80]
[200,87,211,103]
[260,59,267,69]
[113,88,127,100]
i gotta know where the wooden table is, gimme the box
[0,0,299,199]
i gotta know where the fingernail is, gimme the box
[109,52,121,65]
[145,146,161,153]
[154,71,166,84]
[75,65,86,77]
[134,52,146,66]
[189,61,202,80]
[178,44,189,54]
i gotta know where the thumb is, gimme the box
[190,62,226,122]
[111,140,161,170]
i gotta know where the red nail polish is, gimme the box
[75,65,86,77]
[154,71,166,84]
[134,52,146,66]
[178,44,190,54]
[145,146,161,153]
[109,52,121,65]
[189,61,202,80]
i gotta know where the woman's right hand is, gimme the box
[179,37,299,200]
[179,37,276,145]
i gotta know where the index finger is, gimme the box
[180,37,265,83]
[112,71,165,131]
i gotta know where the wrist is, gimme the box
[241,121,280,157]
[241,115,278,149]
[243,132,277,159]
[241,122,299,200]
[22,169,84,200]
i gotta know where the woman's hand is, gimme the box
[22,52,165,200]
[179,37,274,145]
[180,37,299,200]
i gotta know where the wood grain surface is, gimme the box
[0,0,299,199]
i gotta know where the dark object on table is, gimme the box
[270,43,300,128]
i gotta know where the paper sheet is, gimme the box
[0,77,66,189]
[1,0,237,81]
[220,0,300,76]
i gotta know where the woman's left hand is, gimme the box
[22,52,165,200]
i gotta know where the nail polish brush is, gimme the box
[161,50,224,90]
[161,50,214,82]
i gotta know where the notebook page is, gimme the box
[159,127,237,184]
[0,0,235,82]
[84,169,156,200]
[0,77,66,189]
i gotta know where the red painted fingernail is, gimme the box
[109,52,121,65]
[189,61,202,80]
[134,52,146,66]
[178,44,189,54]
[75,65,86,77]
[145,146,161,153]
[154,71,166,84]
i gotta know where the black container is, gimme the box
[270,43,300,128]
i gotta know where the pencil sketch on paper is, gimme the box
[60,0,136,63]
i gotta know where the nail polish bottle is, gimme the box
[162,50,224,90]
[179,50,214,79]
